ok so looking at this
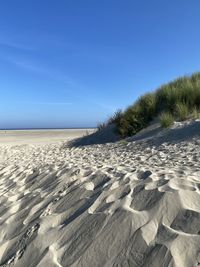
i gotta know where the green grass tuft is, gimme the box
[191,106,200,120]
[160,112,174,128]
[97,122,106,131]
[175,102,189,121]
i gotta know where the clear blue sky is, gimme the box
[1,0,200,128]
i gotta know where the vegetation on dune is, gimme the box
[160,112,174,128]
[175,102,189,121]
[191,106,200,120]
[97,122,107,131]
[101,72,200,137]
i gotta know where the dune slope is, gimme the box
[0,122,200,267]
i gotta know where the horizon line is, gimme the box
[0,127,97,130]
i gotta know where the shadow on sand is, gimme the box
[69,120,200,148]
[129,120,200,147]
[68,124,120,147]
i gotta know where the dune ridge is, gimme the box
[0,122,200,267]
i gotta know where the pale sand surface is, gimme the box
[0,122,200,266]
[0,129,95,145]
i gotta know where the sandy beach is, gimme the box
[1,0,200,266]
[0,129,95,145]
[0,123,200,267]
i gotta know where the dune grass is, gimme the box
[175,102,189,121]
[191,106,200,119]
[160,112,174,128]
[105,72,200,137]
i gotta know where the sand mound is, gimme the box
[0,121,200,266]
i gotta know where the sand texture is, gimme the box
[0,122,200,267]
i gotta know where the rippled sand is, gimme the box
[0,123,200,267]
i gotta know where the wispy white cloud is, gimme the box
[0,39,35,51]
[0,55,78,91]
[36,102,73,106]
[19,101,73,106]
[3,56,49,74]
[0,43,116,112]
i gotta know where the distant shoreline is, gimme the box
[0,127,96,131]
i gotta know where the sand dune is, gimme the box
[0,122,200,266]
